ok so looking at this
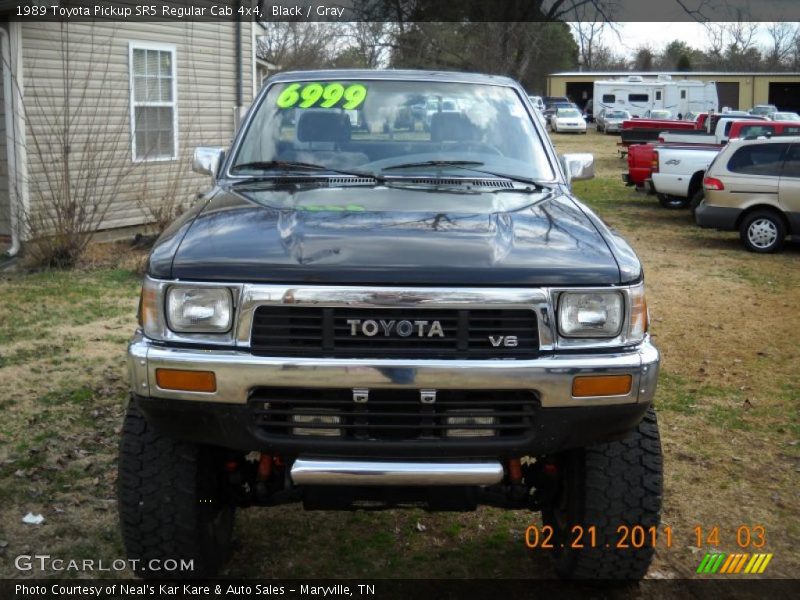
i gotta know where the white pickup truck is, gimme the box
[658,115,768,145]
[647,145,720,208]
[647,116,770,208]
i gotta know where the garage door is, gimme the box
[769,82,800,112]
[716,82,740,111]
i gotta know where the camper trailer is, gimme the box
[593,75,718,118]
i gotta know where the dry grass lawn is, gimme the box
[0,130,797,581]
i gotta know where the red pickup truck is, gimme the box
[623,119,800,190]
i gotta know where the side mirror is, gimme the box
[192,147,225,178]
[560,153,595,183]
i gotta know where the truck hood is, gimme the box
[150,183,631,286]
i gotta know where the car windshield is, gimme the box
[773,112,800,121]
[231,79,554,182]
[607,111,629,119]
[557,108,581,118]
[650,111,671,119]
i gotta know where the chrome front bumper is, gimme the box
[128,333,659,409]
[290,459,504,486]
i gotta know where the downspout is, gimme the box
[1,27,20,257]
[235,2,243,128]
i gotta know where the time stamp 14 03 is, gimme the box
[524,524,768,550]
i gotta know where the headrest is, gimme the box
[296,111,351,144]
[430,112,479,142]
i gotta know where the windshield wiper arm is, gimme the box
[381,160,546,188]
[231,161,374,179]
[381,160,485,171]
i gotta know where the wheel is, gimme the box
[739,210,786,253]
[542,408,663,580]
[689,188,704,215]
[657,194,689,209]
[118,402,236,578]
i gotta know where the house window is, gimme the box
[602,94,615,103]
[129,42,177,161]
[681,90,687,99]
[629,94,649,102]
[655,91,662,100]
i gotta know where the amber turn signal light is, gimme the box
[155,369,217,393]
[572,374,632,397]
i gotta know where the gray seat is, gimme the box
[430,112,479,142]
[296,111,351,146]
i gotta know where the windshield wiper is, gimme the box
[381,160,546,188]
[231,161,374,179]
[381,160,485,171]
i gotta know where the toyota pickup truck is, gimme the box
[118,70,662,581]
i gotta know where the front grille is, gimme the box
[249,387,538,442]
[250,306,538,359]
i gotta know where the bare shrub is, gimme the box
[21,23,133,268]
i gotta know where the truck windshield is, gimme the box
[231,79,554,181]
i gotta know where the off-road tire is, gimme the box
[739,209,786,253]
[657,194,689,209]
[542,407,663,580]
[118,402,236,578]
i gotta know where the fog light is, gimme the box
[291,410,342,437]
[445,410,496,438]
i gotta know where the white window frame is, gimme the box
[128,41,178,162]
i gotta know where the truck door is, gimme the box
[779,143,800,220]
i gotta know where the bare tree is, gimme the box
[20,23,135,267]
[256,22,343,70]
[765,22,796,70]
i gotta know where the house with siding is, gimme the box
[0,17,260,256]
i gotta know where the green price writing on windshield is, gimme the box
[277,83,368,110]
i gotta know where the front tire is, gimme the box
[740,210,786,253]
[118,403,236,578]
[542,408,663,580]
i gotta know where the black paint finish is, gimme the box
[147,182,641,286]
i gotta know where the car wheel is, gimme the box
[689,188,704,215]
[118,403,236,578]
[657,194,690,209]
[541,408,663,580]
[740,210,786,253]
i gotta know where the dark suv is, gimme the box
[119,70,662,580]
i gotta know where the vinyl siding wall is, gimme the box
[0,41,9,237]
[20,20,253,231]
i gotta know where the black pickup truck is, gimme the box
[119,70,662,580]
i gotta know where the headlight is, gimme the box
[166,287,233,333]
[559,291,624,338]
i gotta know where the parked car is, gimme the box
[749,104,778,117]
[595,109,631,134]
[528,95,545,111]
[543,100,575,120]
[771,111,800,122]
[549,107,587,133]
[624,119,800,196]
[697,137,799,252]
[643,109,673,120]
[119,68,662,581]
